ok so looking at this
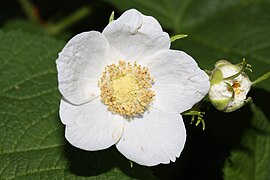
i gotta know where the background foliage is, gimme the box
[0,0,269,179]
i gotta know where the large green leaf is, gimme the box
[104,0,270,91]
[0,30,156,179]
[223,104,270,179]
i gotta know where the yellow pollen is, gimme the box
[98,60,155,116]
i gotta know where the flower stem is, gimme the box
[46,6,91,36]
[252,71,270,86]
[18,0,41,24]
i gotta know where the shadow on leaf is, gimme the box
[63,142,156,179]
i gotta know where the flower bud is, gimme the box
[208,60,252,112]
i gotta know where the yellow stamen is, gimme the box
[228,81,242,94]
[99,60,155,116]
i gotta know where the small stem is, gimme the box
[109,11,114,23]
[170,34,188,43]
[225,82,235,99]
[18,0,41,24]
[182,110,203,116]
[46,6,91,35]
[223,59,248,80]
[182,110,206,130]
[244,97,253,104]
[129,161,133,168]
[201,120,206,131]
[252,71,270,86]
[204,69,212,75]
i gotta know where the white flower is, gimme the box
[209,60,252,112]
[56,9,210,166]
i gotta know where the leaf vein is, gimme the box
[37,127,63,148]
[7,166,68,180]
[0,70,56,94]
[0,87,58,101]
[0,144,65,156]
[0,39,32,72]
[12,109,58,152]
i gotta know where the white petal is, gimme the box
[56,31,112,105]
[116,109,186,166]
[60,98,124,151]
[147,49,210,114]
[102,9,170,63]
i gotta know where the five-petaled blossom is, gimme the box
[56,9,210,166]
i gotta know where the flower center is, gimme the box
[98,60,155,116]
[227,80,243,95]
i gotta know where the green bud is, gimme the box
[208,60,252,112]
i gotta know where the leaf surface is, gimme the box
[223,104,270,180]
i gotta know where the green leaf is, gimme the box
[223,104,270,179]
[0,30,156,179]
[104,0,270,91]
[3,19,45,34]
